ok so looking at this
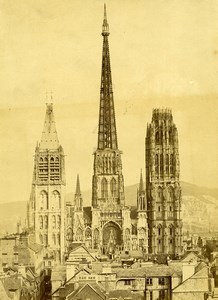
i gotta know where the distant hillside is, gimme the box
[1,181,218,235]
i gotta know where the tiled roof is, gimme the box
[28,242,43,253]
[109,289,145,300]
[115,264,182,278]
[67,282,106,300]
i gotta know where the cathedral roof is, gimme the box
[39,103,59,150]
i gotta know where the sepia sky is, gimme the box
[0,0,218,205]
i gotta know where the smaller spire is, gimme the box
[139,169,144,192]
[75,174,81,196]
[74,174,83,210]
[102,3,109,36]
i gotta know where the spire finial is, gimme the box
[102,3,109,36]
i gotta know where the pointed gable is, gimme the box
[67,244,96,263]
[39,103,59,149]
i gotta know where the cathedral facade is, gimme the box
[27,6,182,264]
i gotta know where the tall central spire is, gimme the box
[98,4,118,150]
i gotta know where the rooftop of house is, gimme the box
[115,263,183,278]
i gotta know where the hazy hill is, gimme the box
[1,181,218,235]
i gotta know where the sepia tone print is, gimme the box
[0,1,218,299]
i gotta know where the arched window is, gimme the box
[51,190,60,209]
[52,215,56,229]
[160,153,163,173]
[50,157,54,162]
[110,178,117,197]
[158,225,162,236]
[85,228,92,239]
[39,190,48,209]
[39,215,43,229]
[170,154,174,173]
[44,215,48,229]
[155,131,160,144]
[166,154,169,173]
[66,228,73,241]
[101,178,108,198]
[169,225,174,236]
[57,215,61,229]
[76,228,83,241]
[155,154,159,173]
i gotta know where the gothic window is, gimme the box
[166,154,169,173]
[169,225,174,236]
[110,178,117,197]
[52,234,56,245]
[57,215,61,229]
[76,228,83,241]
[101,178,108,198]
[170,154,174,173]
[158,206,161,212]
[158,225,162,236]
[50,156,60,181]
[52,215,56,229]
[51,190,61,209]
[44,215,48,229]
[39,215,43,229]
[85,228,92,239]
[160,153,163,173]
[38,156,49,181]
[155,154,159,173]
[155,131,160,144]
[66,228,73,241]
[39,191,48,210]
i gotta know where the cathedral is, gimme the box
[27,5,182,265]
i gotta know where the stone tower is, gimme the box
[91,5,131,255]
[137,170,148,253]
[28,103,66,264]
[146,109,182,257]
